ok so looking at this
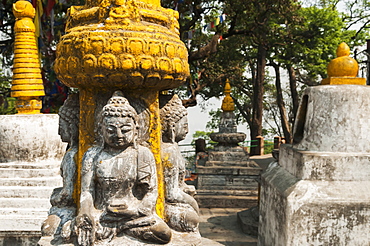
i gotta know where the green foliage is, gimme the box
[191,130,217,148]
[264,140,274,155]
[0,69,16,115]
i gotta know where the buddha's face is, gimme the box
[174,116,188,143]
[103,115,136,149]
[58,117,71,143]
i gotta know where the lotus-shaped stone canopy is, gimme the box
[54,0,189,91]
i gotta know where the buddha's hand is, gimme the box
[107,198,139,218]
[75,214,94,246]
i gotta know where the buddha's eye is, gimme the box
[107,127,115,134]
[121,124,132,132]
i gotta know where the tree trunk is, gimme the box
[273,63,292,143]
[250,44,266,155]
[287,64,299,125]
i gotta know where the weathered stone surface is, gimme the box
[0,231,41,246]
[196,194,258,208]
[259,85,370,245]
[0,114,65,245]
[197,174,259,190]
[196,165,261,175]
[293,85,370,153]
[237,206,259,237]
[0,115,67,162]
[280,144,370,181]
[259,164,370,245]
[160,94,200,234]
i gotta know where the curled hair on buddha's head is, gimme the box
[59,93,80,126]
[101,91,139,125]
[58,93,80,145]
[159,94,187,143]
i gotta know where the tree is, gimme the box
[268,5,368,142]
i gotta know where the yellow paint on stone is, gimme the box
[11,0,45,114]
[221,79,235,112]
[322,42,366,85]
[56,0,188,216]
[147,92,165,219]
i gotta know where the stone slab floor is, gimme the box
[200,208,257,246]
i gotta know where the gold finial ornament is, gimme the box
[221,79,235,112]
[11,0,45,114]
[322,42,366,85]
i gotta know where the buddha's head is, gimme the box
[58,93,80,145]
[160,94,188,143]
[101,91,139,150]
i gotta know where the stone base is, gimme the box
[237,206,259,237]
[38,230,201,246]
[0,231,41,246]
[258,163,370,245]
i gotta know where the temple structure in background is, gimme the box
[195,80,262,208]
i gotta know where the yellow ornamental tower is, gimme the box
[11,0,45,114]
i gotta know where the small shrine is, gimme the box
[258,43,370,245]
[195,80,262,208]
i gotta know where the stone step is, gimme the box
[0,168,60,179]
[196,189,258,196]
[0,186,55,199]
[195,194,258,208]
[0,198,51,209]
[0,214,46,231]
[0,177,62,187]
[0,161,60,169]
[0,208,48,217]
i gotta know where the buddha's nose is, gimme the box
[117,128,123,138]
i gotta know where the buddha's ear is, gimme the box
[169,123,176,143]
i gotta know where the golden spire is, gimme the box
[221,79,235,112]
[11,0,45,114]
[322,42,366,85]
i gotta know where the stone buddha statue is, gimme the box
[75,91,171,245]
[159,94,199,233]
[41,93,79,239]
